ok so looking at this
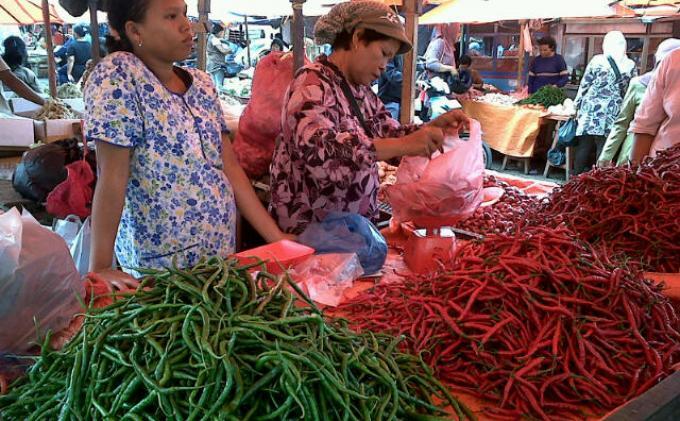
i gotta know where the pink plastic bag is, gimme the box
[386,120,484,228]
[233,52,309,179]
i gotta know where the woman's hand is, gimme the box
[428,109,470,135]
[596,160,613,168]
[404,126,445,157]
[90,268,140,292]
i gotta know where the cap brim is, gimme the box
[357,22,412,55]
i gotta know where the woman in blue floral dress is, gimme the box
[85,0,289,279]
[573,31,637,174]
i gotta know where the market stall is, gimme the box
[2,143,679,418]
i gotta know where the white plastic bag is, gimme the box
[0,208,84,354]
[70,217,91,276]
[52,214,82,249]
[290,253,363,307]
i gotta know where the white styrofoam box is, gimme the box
[0,116,35,148]
[10,98,43,118]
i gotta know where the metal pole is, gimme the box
[88,0,101,63]
[400,0,421,124]
[291,0,306,71]
[197,0,210,71]
[41,0,57,98]
[244,16,252,68]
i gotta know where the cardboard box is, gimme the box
[0,116,35,148]
[33,119,82,143]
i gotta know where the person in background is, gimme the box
[458,54,483,90]
[270,1,469,235]
[527,36,568,94]
[0,54,45,114]
[629,47,680,164]
[207,21,231,88]
[270,33,288,52]
[86,0,290,282]
[573,31,636,174]
[378,55,403,119]
[598,38,680,167]
[424,24,458,77]
[62,24,91,84]
[2,36,41,93]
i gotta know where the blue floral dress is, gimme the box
[84,52,236,274]
[574,55,636,137]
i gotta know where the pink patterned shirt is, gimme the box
[630,49,680,157]
[269,56,415,234]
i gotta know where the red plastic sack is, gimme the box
[46,158,95,220]
[233,52,308,179]
[386,120,484,228]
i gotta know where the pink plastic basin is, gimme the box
[233,240,315,274]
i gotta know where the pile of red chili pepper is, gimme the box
[453,175,542,235]
[535,144,680,272]
[332,226,680,419]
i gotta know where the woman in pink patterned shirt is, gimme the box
[630,48,680,163]
[269,1,469,234]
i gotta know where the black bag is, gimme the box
[12,139,95,203]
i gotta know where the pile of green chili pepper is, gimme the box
[0,257,470,421]
[516,85,566,108]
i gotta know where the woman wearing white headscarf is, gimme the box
[573,31,637,174]
[598,38,680,166]
[424,24,458,75]
[629,43,680,163]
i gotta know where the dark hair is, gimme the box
[105,0,153,53]
[537,36,557,51]
[459,54,472,66]
[211,21,224,36]
[73,24,89,38]
[332,28,393,51]
[2,36,28,70]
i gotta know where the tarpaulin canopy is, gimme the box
[186,0,334,19]
[0,0,62,25]
[420,0,616,24]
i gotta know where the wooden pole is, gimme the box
[291,0,306,72]
[41,0,57,98]
[197,0,210,71]
[516,20,527,91]
[88,0,101,63]
[399,0,421,124]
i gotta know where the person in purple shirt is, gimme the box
[527,36,569,94]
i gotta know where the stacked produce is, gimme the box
[535,144,680,272]
[0,257,469,420]
[333,226,680,419]
[516,85,566,108]
[453,175,541,235]
[57,83,82,99]
[474,93,516,107]
[34,99,77,120]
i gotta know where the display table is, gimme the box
[460,100,544,158]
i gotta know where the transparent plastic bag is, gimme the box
[0,208,83,354]
[290,253,363,307]
[52,214,82,249]
[386,119,485,228]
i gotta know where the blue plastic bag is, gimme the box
[558,118,578,147]
[298,213,388,275]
